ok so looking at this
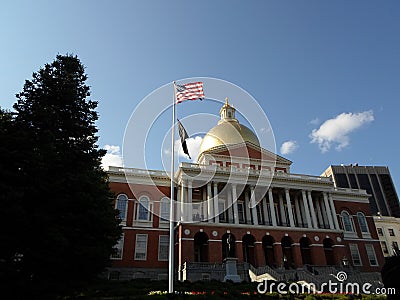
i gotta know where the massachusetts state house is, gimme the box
[107,99,384,282]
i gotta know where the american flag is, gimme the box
[175,82,205,103]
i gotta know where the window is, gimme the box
[388,229,395,236]
[111,235,124,259]
[377,228,383,236]
[192,203,202,222]
[238,202,245,223]
[160,198,170,222]
[357,212,369,233]
[158,235,169,261]
[134,234,148,260]
[116,194,128,221]
[341,211,355,232]
[393,241,399,250]
[381,241,389,254]
[365,244,378,266]
[136,196,151,221]
[349,244,362,266]
[218,202,226,222]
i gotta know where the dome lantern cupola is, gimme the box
[219,97,237,123]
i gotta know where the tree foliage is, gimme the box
[0,54,121,295]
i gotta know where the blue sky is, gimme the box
[1,1,399,191]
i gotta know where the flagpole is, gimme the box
[168,81,177,294]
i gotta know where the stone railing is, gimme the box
[180,162,332,183]
[108,166,168,177]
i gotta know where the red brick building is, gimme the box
[107,100,384,281]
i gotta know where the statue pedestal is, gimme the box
[223,257,241,283]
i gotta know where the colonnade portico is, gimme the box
[177,179,340,231]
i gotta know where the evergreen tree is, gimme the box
[9,54,121,293]
[0,108,28,289]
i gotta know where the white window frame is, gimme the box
[158,235,169,261]
[365,244,378,266]
[135,196,152,222]
[349,243,362,266]
[388,228,395,236]
[111,234,124,260]
[238,202,245,223]
[341,211,355,232]
[115,194,128,222]
[160,197,170,222]
[134,234,148,261]
[356,212,369,233]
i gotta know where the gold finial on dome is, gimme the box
[225,97,229,105]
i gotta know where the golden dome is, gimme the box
[198,98,260,155]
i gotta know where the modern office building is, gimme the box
[322,165,400,218]
[107,100,384,282]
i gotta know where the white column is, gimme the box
[279,192,286,226]
[307,190,318,229]
[245,186,251,224]
[232,184,239,224]
[207,183,213,223]
[328,193,340,229]
[213,182,219,224]
[268,188,277,226]
[250,186,258,225]
[176,186,181,221]
[301,190,312,228]
[315,198,323,227]
[299,196,306,226]
[285,189,295,227]
[320,197,329,226]
[227,187,233,223]
[187,180,193,222]
[180,181,186,222]
[202,186,207,221]
[262,196,269,225]
[294,195,302,227]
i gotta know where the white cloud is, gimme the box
[280,140,298,155]
[310,110,374,153]
[102,144,123,170]
[176,136,203,161]
[165,136,203,162]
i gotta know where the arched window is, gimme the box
[194,232,209,262]
[242,234,256,266]
[299,237,312,265]
[341,211,354,232]
[262,235,275,267]
[116,194,128,221]
[323,238,335,265]
[357,212,369,233]
[160,197,170,222]
[281,236,294,269]
[137,196,150,221]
